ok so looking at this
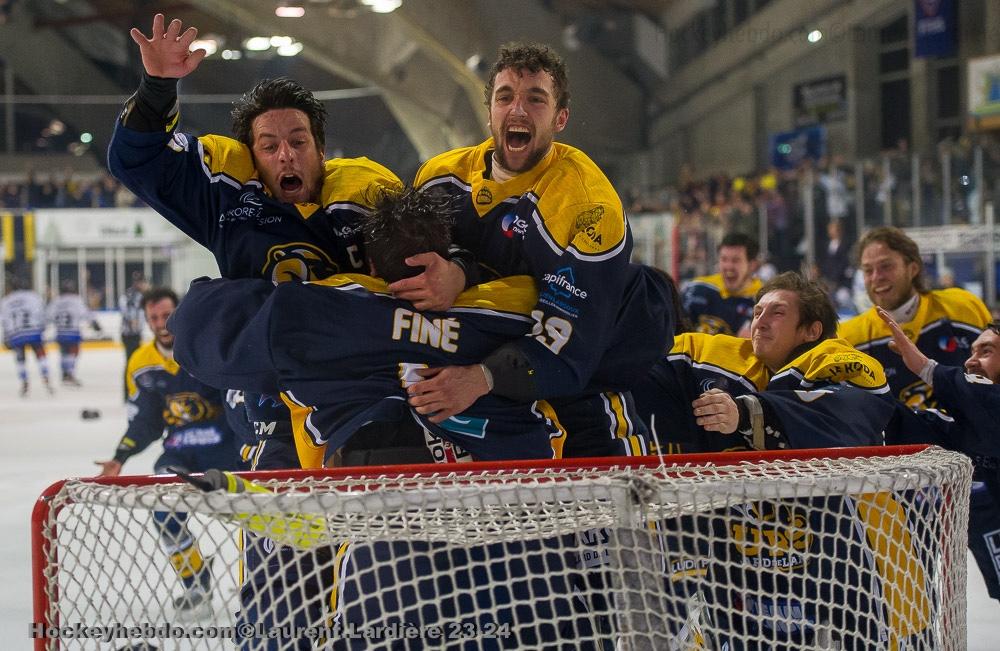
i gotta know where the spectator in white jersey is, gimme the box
[47,278,102,387]
[1,277,52,396]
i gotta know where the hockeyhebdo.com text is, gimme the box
[30,621,514,642]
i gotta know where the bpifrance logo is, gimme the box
[543,267,588,299]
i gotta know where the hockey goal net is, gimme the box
[32,445,971,650]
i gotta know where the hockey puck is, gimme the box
[81,409,101,420]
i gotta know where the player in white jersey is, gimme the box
[46,279,102,386]
[0,279,52,396]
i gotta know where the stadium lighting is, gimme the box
[191,39,219,57]
[275,6,305,18]
[244,37,271,51]
[80,133,93,144]
[361,0,402,13]
[221,49,243,60]
[807,30,823,44]
[269,36,294,48]
[276,42,304,57]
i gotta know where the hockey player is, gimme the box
[878,309,1000,601]
[94,287,243,614]
[172,185,609,649]
[47,279,102,386]
[632,273,908,649]
[0,278,52,396]
[108,13,403,472]
[403,42,672,459]
[838,227,991,410]
[681,232,762,336]
[837,226,999,605]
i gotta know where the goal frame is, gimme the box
[30,444,962,650]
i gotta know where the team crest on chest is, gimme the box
[476,187,493,205]
[262,242,338,284]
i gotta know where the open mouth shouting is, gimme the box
[505,125,532,152]
[279,173,303,196]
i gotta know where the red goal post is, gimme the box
[32,444,972,650]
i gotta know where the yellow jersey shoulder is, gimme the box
[452,276,538,316]
[320,157,401,209]
[533,143,626,256]
[670,332,768,389]
[782,338,887,390]
[415,143,486,188]
[197,134,257,185]
[924,288,991,329]
[126,342,179,396]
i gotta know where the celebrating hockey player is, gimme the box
[838,226,999,603]
[878,309,1000,602]
[633,273,918,649]
[404,42,672,458]
[171,185,608,649]
[681,232,762,336]
[94,288,244,614]
[108,13,402,472]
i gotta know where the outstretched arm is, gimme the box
[130,13,207,79]
[876,306,931,377]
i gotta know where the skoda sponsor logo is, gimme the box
[542,267,588,300]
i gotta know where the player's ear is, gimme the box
[554,107,569,133]
[804,320,823,343]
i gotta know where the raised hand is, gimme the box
[130,13,207,79]
[876,306,929,376]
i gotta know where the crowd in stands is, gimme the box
[4,133,1000,318]
[625,134,1000,314]
[0,171,145,210]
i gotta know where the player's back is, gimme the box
[47,294,90,337]
[1,290,46,339]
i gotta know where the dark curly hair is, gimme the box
[484,42,569,110]
[360,185,455,283]
[231,78,327,152]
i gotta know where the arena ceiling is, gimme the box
[2,0,665,179]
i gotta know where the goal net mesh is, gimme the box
[32,445,972,650]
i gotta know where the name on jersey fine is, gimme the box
[31,621,513,642]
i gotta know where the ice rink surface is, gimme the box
[1,346,997,647]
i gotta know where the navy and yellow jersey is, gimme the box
[757,338,893,450]
[109,125,400,282]
[838,288,991,411]
[112,341,240,470]
[633,333,891,453]
[682,273,761,335]
[171,274,562,467]
[632,333,767,452]
[415,138,633,398]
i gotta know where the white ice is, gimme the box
[0,346,997,647]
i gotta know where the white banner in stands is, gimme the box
[31,208,191,247]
